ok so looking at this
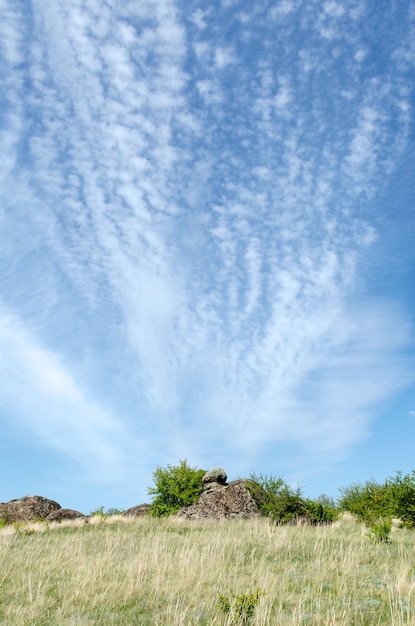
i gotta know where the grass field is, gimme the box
[1,515,414,625]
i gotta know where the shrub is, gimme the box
[248,473,309,524]
[304,498,338,524]
[218,589,262,624]
[105,508,125,516]
[90,506,107,517]
[338,479,388,525]
[148,459,206,517]
[367,518,392,543]
[89,506,125,518]
[339,472,415,528]
[384,471,415,527]
[248,474,338,525]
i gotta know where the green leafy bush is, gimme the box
[248,474,338,524]
[148,459,206,517]
[384,471,415,527]
[339,479,388,525]
[339,472,415,528]
[304,498,338,524]
[218,589,262,624]
[367,518,392,543]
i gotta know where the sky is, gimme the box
[0,0,414,514]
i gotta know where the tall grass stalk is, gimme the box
[1,515,414,624]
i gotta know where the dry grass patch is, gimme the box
[0,516,415,624]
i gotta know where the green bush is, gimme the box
[247,474,301,523]
[367,518,392,543]
[218,589,262,624]
[248,474,338,525]
[338,479,388,525]
[304,498,338,524]
[384,471,415,527]
[147,459,206,517]
[339,472,415,528]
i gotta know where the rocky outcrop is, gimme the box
[176,479,260,520]
[123,503,152,517]
[45,508,86,522]
[0,496,62,523]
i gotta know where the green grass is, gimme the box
[0,515,414,624]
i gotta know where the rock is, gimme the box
[45,509,86,522]
[203,467,228,486]
[176,479,260,520]
[202,467,228,493]
[0,496,61,523]
[123,503,152,517]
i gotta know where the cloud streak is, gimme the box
[0,308,127,484]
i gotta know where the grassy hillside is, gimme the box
[1,515,414,625]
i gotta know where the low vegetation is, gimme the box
[1,514,415,625]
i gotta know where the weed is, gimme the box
[89,506,125,518]
[218,589,262,624]
[89,506,106,517]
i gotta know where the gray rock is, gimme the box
[202,468,228,486]
[123,503,151,517]
[203,481,226,493]
[0,496,61,523]
[45,508,86,522]
[176,480,260,520]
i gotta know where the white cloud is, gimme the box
[0,308,128,483]
[190,9,210,29]
[269,0,296,19]
[354,47,367,62]
[323,1,345,18]
[214,46,235,69]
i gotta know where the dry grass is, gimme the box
[1,515,415,625]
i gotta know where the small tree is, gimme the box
[148,460,206,517]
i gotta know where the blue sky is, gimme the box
[1,0,414,514]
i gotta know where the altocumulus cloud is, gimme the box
[0,0,414,500]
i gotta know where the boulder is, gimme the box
[202,467,228,493]
[123,503,152,517]
[203,468,228,485]
[45,508,86,522]
[176,479,260,520]
[0,496,61,523]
